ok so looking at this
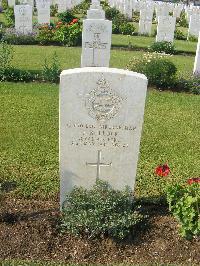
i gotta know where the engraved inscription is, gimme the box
[86,23,107,33]
[66,123,136,148]
[85,76,124,122]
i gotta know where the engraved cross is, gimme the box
[86,150,112,181]
[85,33,107,66]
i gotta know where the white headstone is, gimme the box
[60,67,148,206]
[36,0,50,25]
[156,16,176,42]
[8,0,15,7]
[188,14,200,38]
[14,5,33,34]
[81,0,112,67]
[193,32,200,75]
[19,0,34,5]
[139,7,154,35]
[57,0,67,13]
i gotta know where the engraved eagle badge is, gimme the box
[85,76,123,122]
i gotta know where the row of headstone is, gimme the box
[108,0,200,40]
[13,0,84,34]
[60,0,148,207]
[7,0,82,10]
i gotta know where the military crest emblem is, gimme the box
[85,76,123,122]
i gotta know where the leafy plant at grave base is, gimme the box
[188,35,198,42]
[42,52,61,83]
[174,28,187,40]
[50,4,58,17]
[176,75,200,95]
[4,7,15,27]
[57,11,76,24]
[178,11,188,28]
[119,23,135,36]
[61,180,144,240]
[127,52,177,88]
[149,41,176,55]
[166,179,200,239]
[3,29,38,45]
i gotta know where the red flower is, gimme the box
[155,164,170,177]
[187,178,200,185]
[72,18,78,23]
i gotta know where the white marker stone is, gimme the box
[156,16,176,42]
[188,14,200,38]
[8,0,15,7]
[14,5,33,34]
[81,0,112,67]
[139,8,154,35]
[36,0,50,25]
[59,67,148,207]
[193,32,200,75]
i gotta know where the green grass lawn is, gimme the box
[11,45,195,77]
[112,34,197,53]
[1,82,199,200]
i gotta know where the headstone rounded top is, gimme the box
[60,67,148,82]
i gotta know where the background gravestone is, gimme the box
[36,0,50,25]
[81,0,112,67]
[193,32,200,75]
[60,68,148,206]
[156,16,176,42]
[14,5,33,34]
[188,14,200,38]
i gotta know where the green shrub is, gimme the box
[4,7,14,27]
[57,10,75,24]
[0,41,13,69]
[71,0,90,15]
[50,4,58,17]
[149,41,176,54]
[178,11,188,28]
[0,68,38,82]
[188,35,198,42]
[177,75,200,95]
[174,28,187,40]
[166,181,200,239]
[37,25,55,45]
[3,30,38,45]
[42,52,61,83]
[61,180,144,239]
[105,7,127,34]
[2,0,8,10]
[54,20,82,46]
[119,23,135,35]
[127,52,177,88]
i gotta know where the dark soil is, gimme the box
[0,196,199,265]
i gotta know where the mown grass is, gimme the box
[1,82,199,200]
[112,34,197,53]
[11,45,194,77]
[0,261,178,266]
